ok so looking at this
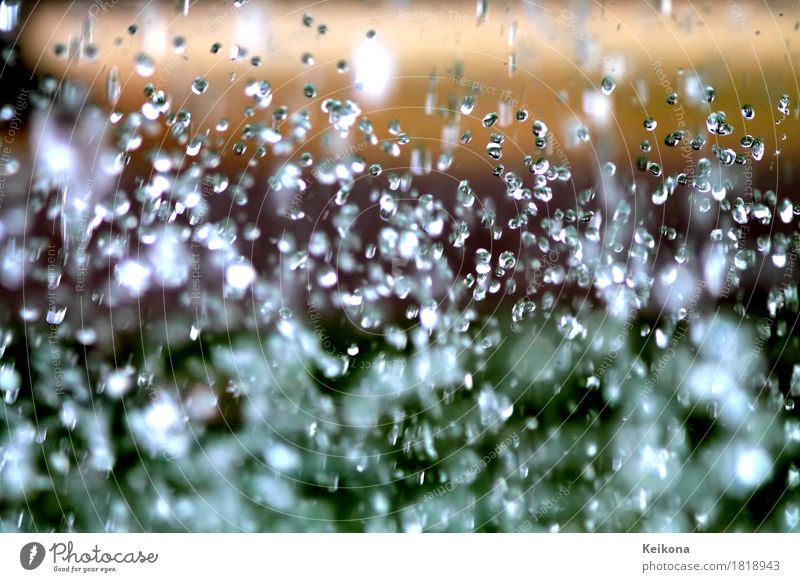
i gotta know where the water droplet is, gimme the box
[0,156,20,176]
[419,301,438,330]
[486,143,503,160]
[46,306,68,325]
[778,93,790,116]
[461,95,475,115]
[752,138,765,161]
[318,267,338,288]
[226,262,255,291]
[191,77,208,95]
[498,251,516,269]
[736,448,771,488]
[106,67,120,105]
[135,53,155,77]
[0,0,21,33]
[173,35,186,53]
[476,0,488,22]
[379,194,397,220]
[600,75,616,95]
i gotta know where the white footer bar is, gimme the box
[1,534,797,581]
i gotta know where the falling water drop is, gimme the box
[135,53,155,77]
[461,95,475,115]
[0,0,20,33]
[192,77,209,95]
[600,75,616,95]
[106,67,120,105]
[46,306,68,325]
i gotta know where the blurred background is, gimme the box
[0,0,798,533]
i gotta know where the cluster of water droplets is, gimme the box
[0,3,798,533]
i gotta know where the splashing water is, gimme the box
[0,1,797,535]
